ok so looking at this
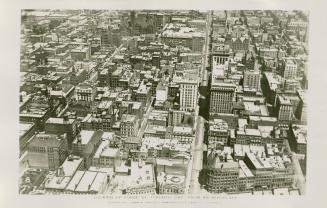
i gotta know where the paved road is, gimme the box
[200,12,211,87]
[137,98,154,140]
[189,11,212,194]
[291,152,306,194]
[283,139,306,194]
[189,115,205,194]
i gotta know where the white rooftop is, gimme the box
[61,157,83,177]
[75,171,97,192]
[238,160,254,178]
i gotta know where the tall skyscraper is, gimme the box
[176,74,199,112]
[243,69,260,91]
[275,94,293,122]
[24,133,68,170]
[209,79,236,115]
[100,27,121,47]
[282,58,297,79]
[212,44,231,65]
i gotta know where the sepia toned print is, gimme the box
[19,10,307,196]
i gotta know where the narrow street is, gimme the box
[137,98,154,140]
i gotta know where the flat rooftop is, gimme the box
[239,160,254,178]
[72,130,103,145]
[101,147,119,158]
[46,117,74,124]
[246,152,272,170]
[173,126,193,134]
[66,170,107,193]
[61,156,84,177]
[93,140,110,159]
[209,119,229,131]
[234,144,266,158]
[211,79,236,88]
[121,114,137,123]
[19,122,35,138]
[45,176,71,191]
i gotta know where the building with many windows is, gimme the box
[92,139,122,168]
[44,117,78,149]
[205,150,240,193]
[208,119,229,147]
[243,153,293,190]
[100,27,121,47]
[233,128,262,146]
[209,79,236,115]
[243,69,260,91]
[275,95,293,122]
[22,132,68,170]
[282,58,297,79]
[120,114,139,137]
[81,113,115,132]
[72,130,103,168]
[172,126,194,144]
[75,81,96,102]
[174,73,199,112]
[289,124,307,155]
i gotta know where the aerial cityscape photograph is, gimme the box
[19,10,308,196]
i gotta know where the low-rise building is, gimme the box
[205,150,240,193]
[44,156,84,193]
[124,161,156,194]
[120,114,139,137]
[45,116,78,149]
[75,81,96,102]
[141,137,191,159]
[65,170,108,194]
[81,113,115,132]
[144,125,168,139]
[233,128,262,146]
[148,110,168,127]
[92,139,122,168]
[289,124,307,155]
[208,119,229,147]
[70,46,90,61]
[157,173,186,194]
[72,130,103,168]
[172,126,194,144]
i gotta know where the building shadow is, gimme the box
[198,150,208,186]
